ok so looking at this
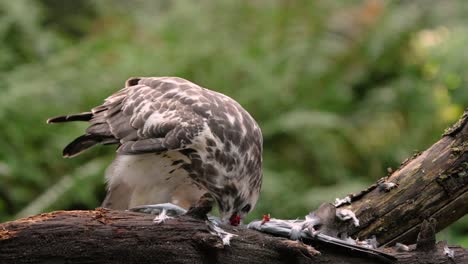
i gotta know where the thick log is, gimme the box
[339,110,468,246]
[0,209,466,264]
[0,111,467,263]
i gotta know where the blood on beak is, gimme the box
[229,214,241,226]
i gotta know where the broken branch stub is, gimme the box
[338,109,468,246]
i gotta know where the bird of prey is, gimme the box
[48,77,263,225]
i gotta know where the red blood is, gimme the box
[230,214,241,226]
[261,214,271,225]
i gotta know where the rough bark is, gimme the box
[0,209,466,264]
[338,110,468,246]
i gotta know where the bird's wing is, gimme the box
[52,77,206,157]
[91,77,206,155]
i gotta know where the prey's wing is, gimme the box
[88,77,205,154]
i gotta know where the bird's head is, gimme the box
[217,190,259,226]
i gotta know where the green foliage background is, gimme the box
[0,0,466,245]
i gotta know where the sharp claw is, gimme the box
[153,209,174,224]
[206,219,237,246]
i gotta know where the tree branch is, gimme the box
[338,110,468,246]
[0,209,466,264]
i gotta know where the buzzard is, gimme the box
[47,77,263,224]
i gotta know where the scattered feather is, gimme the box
[444,245,454,259]
[378,182,398,192]
[336,209,360,227]
[394,243,410,252]
[334,196,352,207]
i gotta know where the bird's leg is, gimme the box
[127,193,216,223]
[185,192,215,220]
[128,203,187,224]
[185,193,237,246]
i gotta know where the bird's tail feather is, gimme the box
[63,134,118,158]
[47,112,93,124]
[47,112,118,157]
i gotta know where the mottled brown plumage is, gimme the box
[48,77,263,222]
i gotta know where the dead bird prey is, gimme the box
[48,77,263,225]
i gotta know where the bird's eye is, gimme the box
[241,204,251,212]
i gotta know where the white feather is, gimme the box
[106,152,205,208]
